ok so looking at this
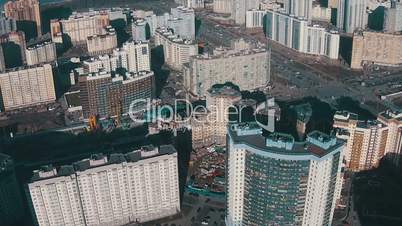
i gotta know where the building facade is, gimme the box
[0,154,24,226]
[384,0,402,32]
[0,64,56,111]
[50,10,110,45]
[351,31,402,69]
[337,0,368,33]
[213,0,232,14]
[333,111,388,171]
[4,0,42,36]
[377,110,402,164]
[86,26,117,56]
[183,41,270,97]
[206,86,242,145]
[231,0,260,25]
[26,41,57,66]
[245,9,266,28]
[284,0,313,20]
[132,19,147,41]
[79,70,153,118]
[265,10,340,59]
[170,6,196,39]
[155,27,198,70]
[27,145,180,226]
[226,123,344,226]
[0,16,17,36]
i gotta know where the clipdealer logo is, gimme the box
[128,98,276,131]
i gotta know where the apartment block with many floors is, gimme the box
[27,145,180,226]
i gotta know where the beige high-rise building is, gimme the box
[50,10,109,45]
[26,41,56,66]
[0,64,56,111]
[155,27,198,70]
[206,86,242,145]
[86,26,117,56]
[183,40,270,97]
[377,110,402,163]
[351,31,402,69]
[4,0,42,36]
[333,111,388,171]
[231,0,260,25]
[27,145,180,226]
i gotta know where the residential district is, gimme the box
[0,0,402,226]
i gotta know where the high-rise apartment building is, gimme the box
[183,40,270,97]
[132,19,148,41]
[50,10,109,45]
[231,0,260,25]
[213,0,232,14]
[245,9,266,28]
[4,0,42,36]
[170,6,196,39]
[265,10,340,59]
[175,0,205,8]
[26,41,57,66]
[0,16,17,36]
[226,123,344,226]
[86,26,117,56]
[0,31,27,64]
[0,154,24,225]
[122,40,151,73]
[155,27,198,70]
[206,86,242,145]
[377,110,402,163]
[27,145,180,226]
[284,0,313,20]
[350,31,402,69]
[337,0,369,33]
[0,64,56,111]
[83,40,150,74]
[333,111,388,171]
[384,0,402,32]
[0,46,5,72]
[79,70,153,118]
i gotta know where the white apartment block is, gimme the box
[384,0,402,32]
[86,26,117,56]
[0,64,56,111]
[170,6,196,39]
[311,4,332,22]
[83,40,150,74]
[175,0,205,8]
[51,10,110,45]
[26,41,57,66]
[213,0,232,14]
[155,27,198,70]
[132,19,147,41]
[0,16,17,36]
[337,0,369,33]
[284,0,313,20]
[246,9,266,28]
[27,145,180,226]
[231,0,260,25]
[265,10,340,59]
[183,40,270,97]
[226,123,344,226]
